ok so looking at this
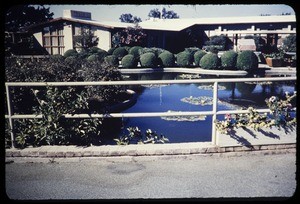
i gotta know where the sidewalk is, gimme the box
[6,141,296,158]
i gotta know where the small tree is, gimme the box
[73,28,99,51]
[282,34,296,52]
[112,25,147,47]
[148,7,179,19]
[119,13,142,23]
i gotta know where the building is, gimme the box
[27,10,296,55]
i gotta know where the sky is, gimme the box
[47,4,295,22]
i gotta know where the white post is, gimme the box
[211,82,218,145]
[5,85,14,148]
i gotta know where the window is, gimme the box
[42,25,64,55]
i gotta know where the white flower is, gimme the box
[269,96,277,103]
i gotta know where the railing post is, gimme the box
[5,84,15,148]
[211,81,218,145]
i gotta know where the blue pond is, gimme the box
[102,73,295,144]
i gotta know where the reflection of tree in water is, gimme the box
[236,82,257,95]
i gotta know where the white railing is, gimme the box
[5,76,296,148]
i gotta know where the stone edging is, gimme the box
[5,143,296,158]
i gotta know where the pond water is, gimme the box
[101,73,296,145]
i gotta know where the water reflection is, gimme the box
[101,73,295,144]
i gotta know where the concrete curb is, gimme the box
[5,142,296,158]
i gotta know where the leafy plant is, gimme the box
[199,53,220,69]
[215,92,297,134]
[114,126,169,145]
[236,50,258,72]
[176,51,193,67]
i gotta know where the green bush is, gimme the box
[194,50,207,66]
[124,46,131,52]
[199,53,220,69]
[139,47,165,57]
[87,54,99,62]
[176,51,193,67]
[107,47,116,55]
[282,34,296,52]
[121,54,137,68]
[97,50,108,61]
[104,55,119,67]
[140,52,157,67]
[64,49,78,58]
[112,47,128,60]
[236,50,258,71]
[89,47,101,54]
[158,51,175,67]
[221,50,238,70]
[129,46,143,59]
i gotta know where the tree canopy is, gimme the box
[5,5,54,32]
[119,13,142,23]
[148,7,179,19]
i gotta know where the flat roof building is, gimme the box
[27,10,296,55]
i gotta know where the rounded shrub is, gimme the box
[124,46,131,52]
[129,46,143,59]
[176,51,193,67]
[140,52,157,67]
[199,53,220,69]
[121,54,137,68]
[64,56,77,64]
[89,47,101,54]
[87,54,99,62]
[112,47,128,60]
[64,49,78,58]
[221,50,238,70]
[194,50,207,66]
[236,50,258,71]
[104,55,119,67]
[107,47,116,55]
[158,51,175,67]
[97,49,108,61]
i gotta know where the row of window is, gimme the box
[42,24,91,55]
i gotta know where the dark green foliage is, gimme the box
[112,47,128,60]
[194,50,207,66]
[119,13,142,23]
[200,53,220,69]
[107,47,116,55]
[104,55,119,67]
[176,51,193,67]
[64,49,78,58]
[236,50,258,71]
[185,47,201,57]
[140,52,157,67]
[204,35,233,51]
[221,50,238,70]
[73,29,99,50]
[282,34,296,52]
[121,54,137,68]
[124,46,131,52]
[158,51,175,67]
[97,49,108,61]
[5,56,126,147]
[87,54,99,62]
[139,47,165,57]
[112,25,147,47]
[129,46,143,59]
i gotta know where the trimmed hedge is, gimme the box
[221,50,238,70]
[121,54,137,68]
[129,46,143,59]
[112,47,128,60]
[87,54,99,62]
[64,49,78,58]
[158,51,175,67]
[199,53,220,69]
[140,52,157,67]
[104,55,119,67]
[194,50,207,66]
[236,50,258,71]
[176,51,193,67]
[107,47,116,55]
[97,50,108,61]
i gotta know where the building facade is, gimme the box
[28,10,296,55]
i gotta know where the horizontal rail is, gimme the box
[5,76,296,87]
[5,108,277,119]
